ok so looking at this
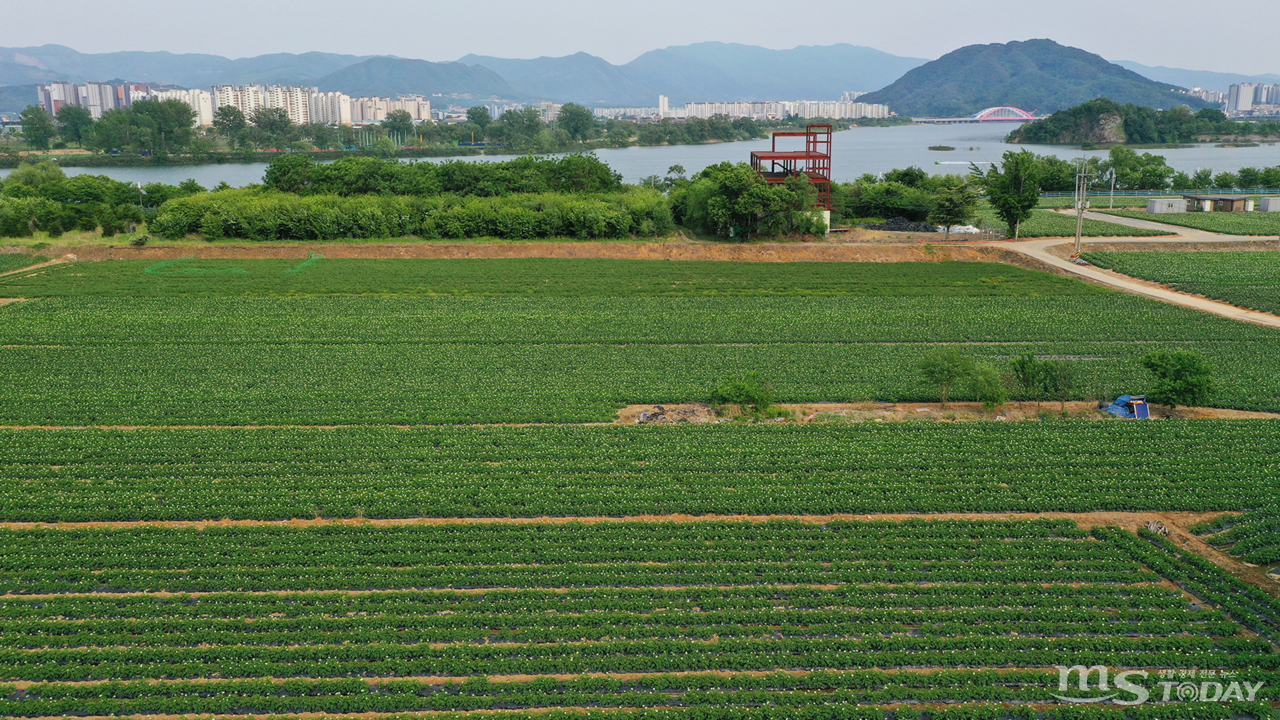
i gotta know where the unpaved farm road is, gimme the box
[992,214,1280,329]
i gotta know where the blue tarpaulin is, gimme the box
[1103,395,1149,419]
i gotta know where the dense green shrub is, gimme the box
[262,153,624,198]
[149,187,673,241]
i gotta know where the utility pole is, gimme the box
[1074,159,1096,256]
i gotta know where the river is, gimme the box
[3,123,1279,187]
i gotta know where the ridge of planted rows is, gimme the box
[0,424,1275,521]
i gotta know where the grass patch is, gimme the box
[1083,250,1280,315]
[974,207,1173,238]
[1097,209,1280,236]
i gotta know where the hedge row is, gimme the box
[0,196,141,238]
[148,188,674,241]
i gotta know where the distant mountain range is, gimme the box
[0,42,926,109]
[860,39,1211,117]
[316,58,517,99]
[0,45,378,88]
[462,43,928,106]
[1116,61,1280,92]
[4,41,1275,119]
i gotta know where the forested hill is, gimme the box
[1009,98,1280,144]
[860,39,1208,117]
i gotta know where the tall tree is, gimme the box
[18,106,57,151]
[972,150,1040,240]
[55,105,94,146]
[556,103,595,142]
[248,107,292,137]
[213,105,247,138]
[465,105,492,131]
[927,182,978,240]
[380,109,415,138]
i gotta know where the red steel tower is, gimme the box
[749,124,833,209]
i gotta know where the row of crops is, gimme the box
[2,671,1277,715]
[1082,250,1280,317]
[1,423,1277,521]
[0,519,1275,716]
[0,258,1098,298]
[2,292,1280,422]
[1097,209,1280,236]
[1192,506,1280,567]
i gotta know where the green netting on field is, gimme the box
[284,253,324,274]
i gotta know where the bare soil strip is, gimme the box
[0,402,1274,432]
[0,511,1229,533]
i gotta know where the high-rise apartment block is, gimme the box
[37,82,153,119]
[151,88,215,126]
[212,85,314,125]
[1228,83,1256,114]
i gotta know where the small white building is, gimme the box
[1261,198,1280,212]
[1147,198,1184,214]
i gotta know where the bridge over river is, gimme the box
[913,107,1040,124]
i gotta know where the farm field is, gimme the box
[0,253,46,274]
[973,207,1172,237]
[1098,209,1280,235]
[3,423,1279,521]
[1083,250,1280,316]
[0,257,1094,298]
[1193,506,1280,567]
[4,259,1280,423]
[3,254,1279,718]
[0,518,1276,717]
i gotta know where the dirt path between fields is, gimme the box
[617,401,1280,424]
[0,510,1228,533]
[1,402,1275,432]
[997,237,1280,329]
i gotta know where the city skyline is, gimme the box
[3,0,1278,75]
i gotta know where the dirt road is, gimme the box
[993,215,1280,329]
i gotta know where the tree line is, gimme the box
[14,100,780,160]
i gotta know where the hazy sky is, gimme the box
[4,0,1277,73]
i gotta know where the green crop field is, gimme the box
[1193,506,1280,568]
[1099,209,1280,235]
[974,207,1172,237]
[3,259,1280,423]
[0,253,46,274]
[0,519,1275,716]
[2,423,1277,522]
[0,257,1095,298]
[1082,250,1280,316]
[3,255,1279,719]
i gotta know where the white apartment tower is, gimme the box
[151,88,215,126]
[1228,84,1256,114]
